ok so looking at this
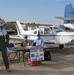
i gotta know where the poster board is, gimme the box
[30,47,44,62]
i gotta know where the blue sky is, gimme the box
[0,0,74,25]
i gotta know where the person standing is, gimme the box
[0,18,11,72]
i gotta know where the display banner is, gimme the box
[30,47,44,61]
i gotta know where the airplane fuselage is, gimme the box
[10,31,74,45]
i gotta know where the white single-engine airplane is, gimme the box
[55,3,74,30]
[9,20,74,49]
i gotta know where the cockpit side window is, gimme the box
[34,31,37,34]
[38,30,40,34]
[44,28,50,34]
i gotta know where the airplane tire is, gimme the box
[59,44,64,49]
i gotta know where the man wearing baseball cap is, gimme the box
[32,34,44,48]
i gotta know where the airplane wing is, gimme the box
[55,16,74,21]
[9,35,24,40]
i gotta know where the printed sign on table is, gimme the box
[30,47,44,62]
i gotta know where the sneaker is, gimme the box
[6,68,11,72]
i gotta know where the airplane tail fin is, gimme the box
[55,3,74,23]
[64,3,74,24]
[15,20,26,35]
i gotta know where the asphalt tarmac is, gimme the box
[0,44,74,75]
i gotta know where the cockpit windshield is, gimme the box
[54,27,65,33]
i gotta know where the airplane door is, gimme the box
[40,28,55,43]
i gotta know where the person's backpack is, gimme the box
[32,42,36,46]
[44,51,51,61]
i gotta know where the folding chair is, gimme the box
[7,43,19,62]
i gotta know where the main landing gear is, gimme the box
[59,44,64,49]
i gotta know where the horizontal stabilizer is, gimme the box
[64,24,74,29]
[55,16,74,21]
